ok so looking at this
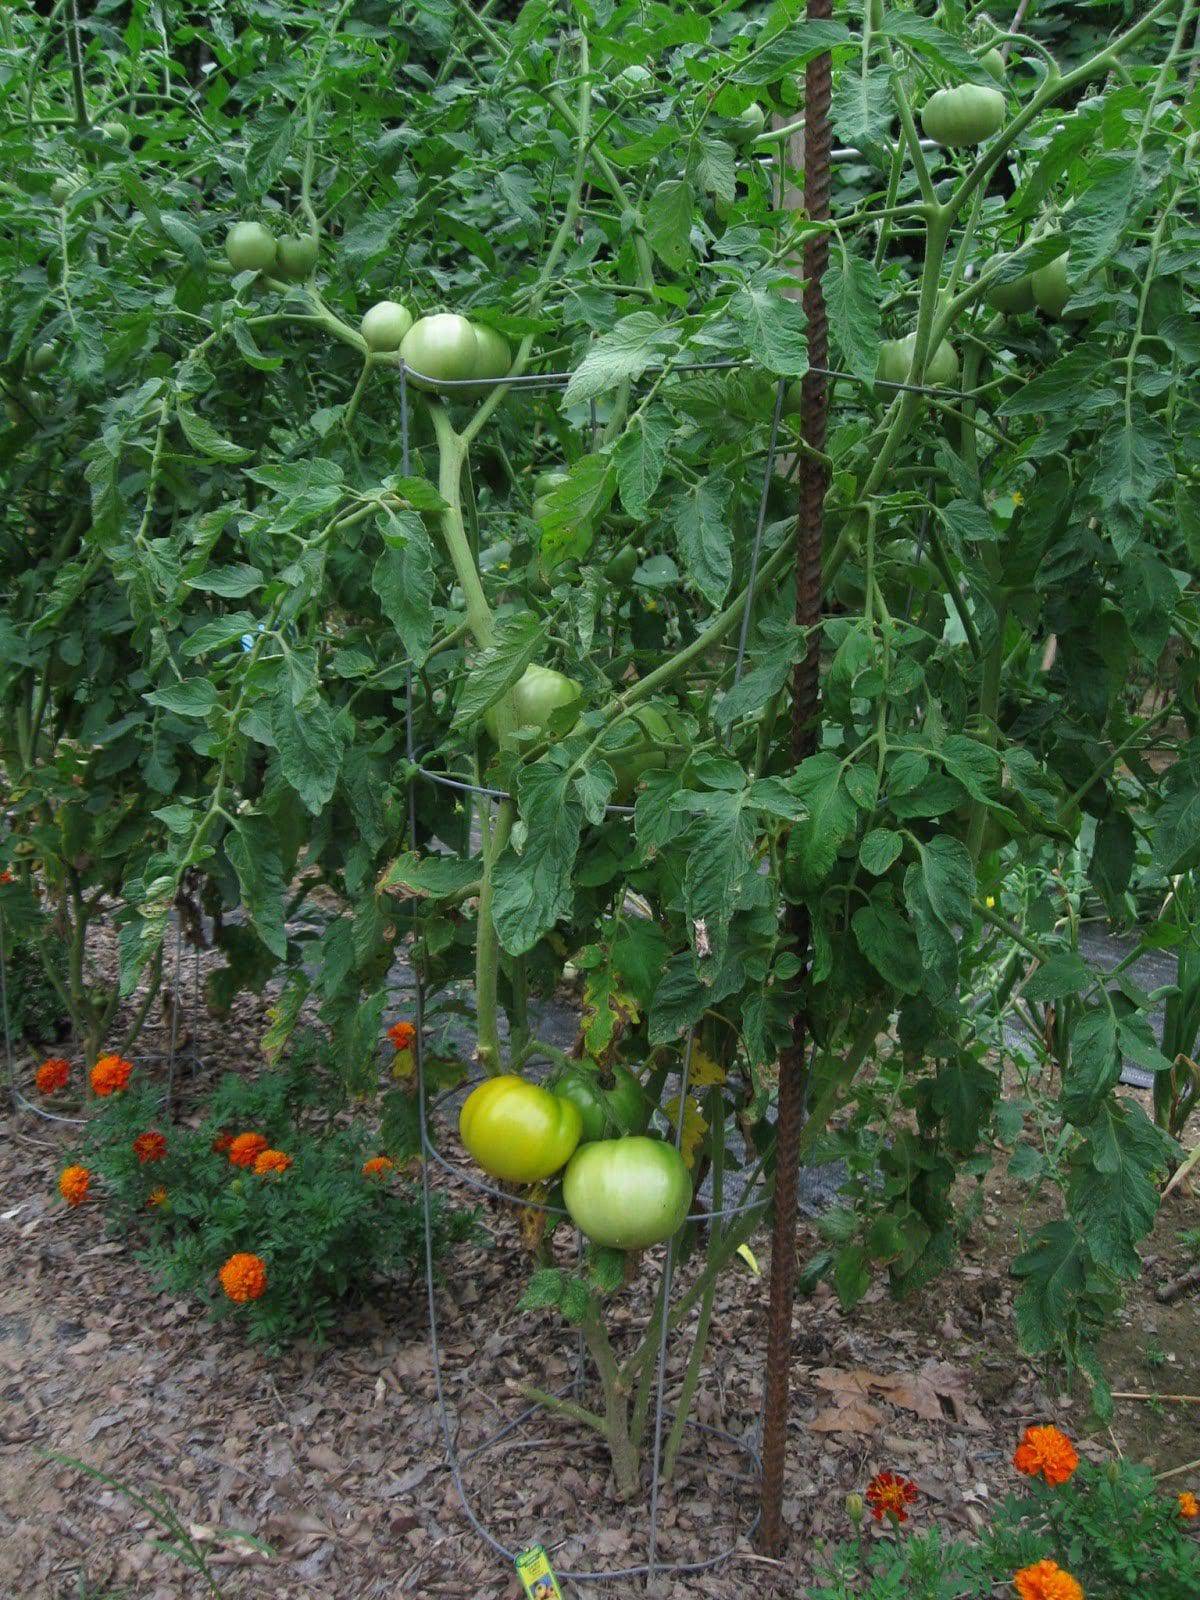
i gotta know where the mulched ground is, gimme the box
[2,944,1197,1598]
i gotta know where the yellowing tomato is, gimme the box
[459,1075,582,1184]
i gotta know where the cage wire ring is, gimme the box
[403,350,783,1584]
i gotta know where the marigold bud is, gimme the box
[846,1492,864,1526]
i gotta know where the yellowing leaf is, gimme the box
[736,1243,761,1275]
[664,1093,707,1168]
[688,1045,727,1088]
[391,1046,415,1082]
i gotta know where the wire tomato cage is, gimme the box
[396,348,809,1584]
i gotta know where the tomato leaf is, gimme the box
[729,282,809,377]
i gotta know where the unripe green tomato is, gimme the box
[361,299,414,352]
[98,120,130,147]
[550,1065,649,1142]
[980,48,1006,83]
[29,342,57,375]
[920,84,1005,146]
[399,313,479,388]
[484,663,582,742]
[604,544,639,589]
[783,378,804,417]
[50,177,75,206]
[877,334,959,389]
[1031,254,1077,319]
[276,235,319,281]
[459,1074,582,1184]
[563,1137,693,1250]
[225,221,277,274]
[466,324,512,397]
[605,704,672,798]
[731,102,767,145]
[985,269,1036,315]
[534,469,569,498]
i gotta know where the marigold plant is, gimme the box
[132,1130,167,1163]
[58,1165,90,1207]
[1180,1490,1199,1520]
[227,1131,269,1169]
[1014,1426,1080,1487]
[35,1057,70,1095]
[147,1186,167,1208]
[865,1471,919,1524]
[90,1054,133,1097]
[219,1252,268,1303]
[362,1155,394,1179]
[211,1131,234,1155]
[387,1021,416,1051]
[253,1148,292,1176]
[1012,1558,1084,1600]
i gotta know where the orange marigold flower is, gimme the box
[147,1187,167,1208]
[211,1131,234,1155]
[387,1020,416,1051]
[132,1130,167,1164]
[362,1155,395,1180]
[58,1165,90,1207]
[1013,1559,1084,1600]
[865,1471,919,1523]
[219,1252,267,1303]
[0,869,13,885]
[90,1053,133,1097]
[253,1148,292,1176]
[227,1132,268,1169]
[1179,1490,1199,1520]
[1014,1425,1079,1487]
[35,1057,70,1095]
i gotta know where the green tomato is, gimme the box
[604,704,672,799]
[469,323,512,383]
[603,544,639,589]
[276,235,319,281]
[399,313,479,388]
[50,176,76,206]
[985,265,1036,315]
[731,102,767,145]
[782,378,805,417]
[920,85,1005,147]
[484,663,582,742]
[980,48,1006,83]
[877,334,959,389]
[97,120,131,147]
[460,1074,582,1184]
[1031,254,1078,319]
[550,1065,649,1143]
[29,342,56,375]
[225,221,277,274]
[563,1137,693,1250]
[361,299,414,352]
[534,469,569,497]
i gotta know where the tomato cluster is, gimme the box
[458,1072,692,1250]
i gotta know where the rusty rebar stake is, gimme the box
[757,0,832,1559]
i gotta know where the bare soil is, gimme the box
[1,950,1197,1598]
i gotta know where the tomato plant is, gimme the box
[1,0,1196,1509]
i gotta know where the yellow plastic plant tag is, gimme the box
[515,1544,563,1599]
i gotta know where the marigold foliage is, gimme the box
[1014,1425,1079,1487]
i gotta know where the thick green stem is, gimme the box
[581,1301,640,1498]
[429,405,495,648]
[474,798,514,1074]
